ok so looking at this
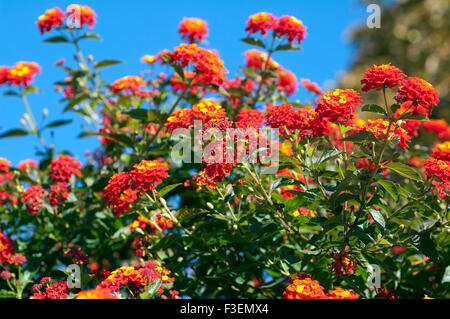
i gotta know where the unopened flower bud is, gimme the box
[43,108,48,117]
[159,197,167,206]
[206,202,214,210]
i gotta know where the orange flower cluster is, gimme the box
[283,273,360,299]
[98,260,175,298]
[283,277,325,299]
[423,119,450,140]
[128,213,173,233]
[329,252,358,276]
[0,62,41,88]
[66,4,97,28]
[431,141,450,161]
[110,75,150,97]
[245,12,277,36]
[36,7,65,34]
[165,100,227,131]
[243,49,279,71]
[168,43,228,86]
[394,77,440,117]
[316,89,362,124]
[141,54,156,65]
[360,119,411,150]
[0,230,15,264]
[292,208,316,217]
[21,185,47,215]
[245,13,307,44]
[103,160,169,216]
[169,71,205,93]
[326,288,360,299]
[300,78,324,96]
[277,69,298,96]
[76,287,118,299]
[361,63,406,92]
[178,17,208,43]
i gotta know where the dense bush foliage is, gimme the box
[0,5,448,299]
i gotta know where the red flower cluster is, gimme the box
[316,89,362,124]
[328,252,357,276]
[110,76,150,97]
[265,104,326,137]
[36,7,65,34]
[49,155,82,184]
[424,158,450,184]
[235,108,264,129]
[300,78,324,96]
[245,13,307,44]
[245,12,277,36]
[178,17,208,43]
[168,43,228,86]
[66,4,97,28]
[17,159,38,172]
[224,77,256,107]
[274,16,307,44]
[395,77,440,117]
[21,185,47,215]
[361,63,406,92]
[0,62,41,88]
[165,100,227,131]
[64,247,88,265]
[103,160,169,216]
[33,280,69,299]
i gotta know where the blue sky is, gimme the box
[0,0,369,165]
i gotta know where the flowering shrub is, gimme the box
[0,5,448,300]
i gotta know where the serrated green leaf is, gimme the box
[0,128,28,138]
[275,43,301,51]
[44,119,73,129]
[157,183,181,198]
[341,131,377,143]
[176,208,208,223]
[376,178,399,201]
[44,36,69,43]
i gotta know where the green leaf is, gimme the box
[361,104,387,116]
[44,119,73,129]
[341,131,377,143]
[411,231,438,261]
[0,128,28,138]
[398,112,428,121]
[376,178,399,201]
[44,36,69,43]
[63,94,89,112]
[126,109,149,121]
[176,208,208,223]
[79,32,102,41]
[94,59,123,69]
[3,90,19,97]
[147,109,164,123]
[140,279,162,299]
[157,183,181,198]
[368,208,386,234]
[275,43,301,51]
[385,162,423,182]
[240,37,266,48]
[0,289,16,299]
[98,132,134,148]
